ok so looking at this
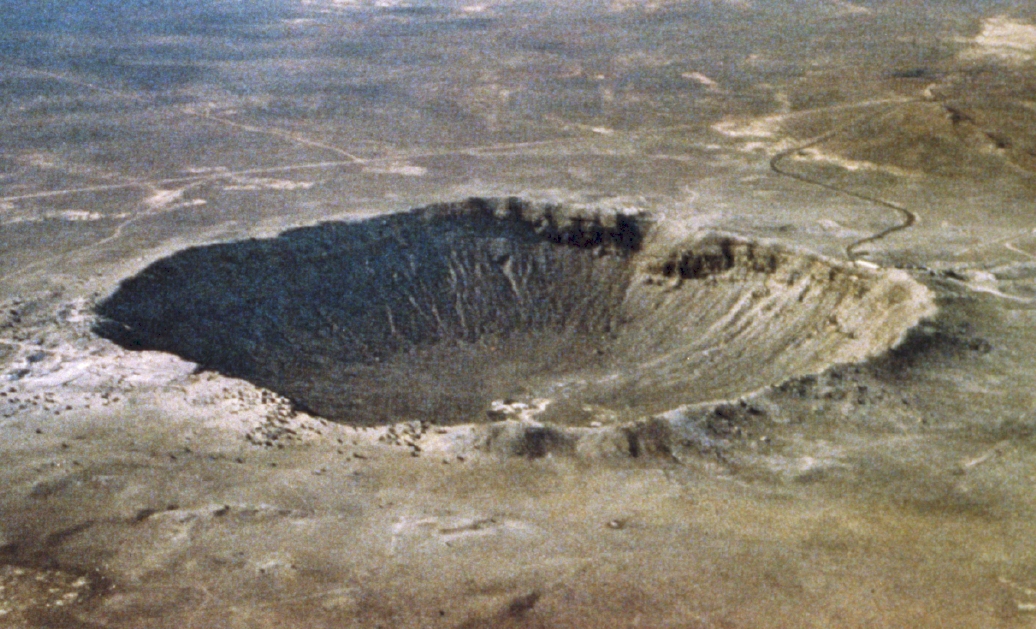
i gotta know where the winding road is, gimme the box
[768,101,920,260]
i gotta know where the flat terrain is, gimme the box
[3,1,1036,627]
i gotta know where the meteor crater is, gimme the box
[94,198,934,426]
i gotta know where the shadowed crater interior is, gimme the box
[94,197,934,426]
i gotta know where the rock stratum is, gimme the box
[94,198,935,427]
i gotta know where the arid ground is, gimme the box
[3,1,1036,627]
